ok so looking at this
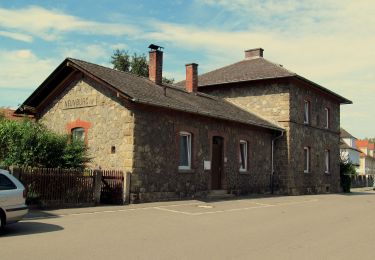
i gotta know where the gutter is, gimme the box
[271,130,284,194]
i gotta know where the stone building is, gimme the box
[16,46,351,202]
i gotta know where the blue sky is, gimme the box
[0,0,374,138]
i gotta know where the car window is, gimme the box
[0,174,17,190]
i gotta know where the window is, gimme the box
[325,149,330,173]
[179,132,191,170]
[304,100,310,124]
[0,174,16,190]
[239,140,248,172]
[72,127,85,142]
[304,147,310,173]
[324,107,330,128]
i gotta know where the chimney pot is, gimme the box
[149,49,163,85]
[185,63,198,93]
[244,48,264,59]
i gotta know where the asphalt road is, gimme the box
[1,188,375,260]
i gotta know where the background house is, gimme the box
[340,128,361,172]
[356,140,375,176]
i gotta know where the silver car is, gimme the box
[0,169,28,230]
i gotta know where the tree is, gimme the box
[111,49,130,72]
[0,117,90,168]
[364,137,375,143]
[110,49,174,83]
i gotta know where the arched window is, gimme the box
[71,127,85,142]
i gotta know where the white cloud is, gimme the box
[0,6,139,41]
[0,49,58,89]
[0,30,33,42]
[61,43,110,61]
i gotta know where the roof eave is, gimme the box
[293,75,352,104]
[15,58,71,115]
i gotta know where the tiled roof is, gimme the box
[177,58,295,87]
[0,108,32,121]
[356,140,369,148]
[17,58,284,132]
[339,139,362,153]
[176,57,351,104]
[340,128,356,139]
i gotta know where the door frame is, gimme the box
[210,135,224,190]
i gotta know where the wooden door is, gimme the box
[211,136,223,190]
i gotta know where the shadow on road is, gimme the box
[339,191,375,196]
[0,221,63,237]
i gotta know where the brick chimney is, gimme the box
[185,63,198,93]
[149,49,163,85]
[245,48,264,59]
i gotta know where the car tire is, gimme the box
[0,210,5,231]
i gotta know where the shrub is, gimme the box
[0,117,90,168]
[340,157,356,193]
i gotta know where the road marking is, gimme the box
[24,199,319,220]
[156,199,319,216]
[153,207,193,215]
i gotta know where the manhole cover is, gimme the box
[197,205,213,208]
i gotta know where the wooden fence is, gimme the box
[10,167,124,208]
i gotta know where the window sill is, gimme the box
[239,170,250,175]
[324,171,331,175]
[178,169,194,174]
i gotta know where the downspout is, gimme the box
[271,130,284,194]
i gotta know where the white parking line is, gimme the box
[154,199,319,216]
[24,199,319,220]
[153,207,193,215]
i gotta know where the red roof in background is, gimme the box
[0,108,33,121]
[356,140,369,148]
[356,139,375,158]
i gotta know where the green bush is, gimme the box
[0,116,90,168]
[340,157,356,193]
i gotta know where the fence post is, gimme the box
[123,172,131,205]
[93,170,102,204]
[9,166,21,179]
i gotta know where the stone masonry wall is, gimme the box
[203,81,290,123]
[130,104,274,202]
[286,82,341,193]
[202,81,291,193]
[38,75,135,171]
[202,79,342,194]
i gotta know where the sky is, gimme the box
[0,0,374,138]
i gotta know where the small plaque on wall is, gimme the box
[204,161,211,170]
[63,95,97,109]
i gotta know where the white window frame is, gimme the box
[304,100,310,124]
[239,140,248,172]
[304,146,310,173]
[324,107,329,129]
[325,149,330,173]
[178,132,192,170]
[71,127,85,142]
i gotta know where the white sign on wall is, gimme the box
[63,95,97,109]
[204,160,211,170]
